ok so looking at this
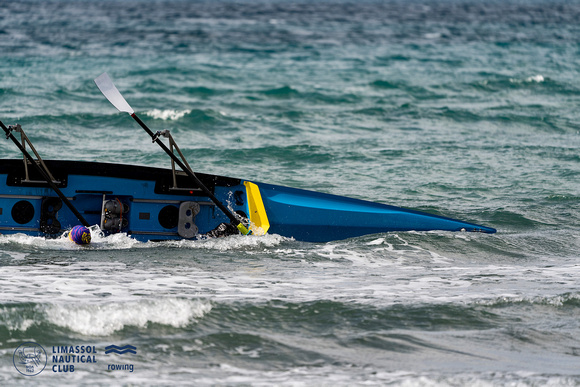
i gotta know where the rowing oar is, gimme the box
[0,120,91,228]
[94,72,250,236]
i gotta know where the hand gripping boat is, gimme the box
[0,74,496,243]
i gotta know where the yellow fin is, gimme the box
[243,181,270,235]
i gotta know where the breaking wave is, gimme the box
[145,109,191,121]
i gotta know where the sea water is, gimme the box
[1,0,579,385]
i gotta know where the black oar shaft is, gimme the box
[130,113,241,227]
[0,120,90,228]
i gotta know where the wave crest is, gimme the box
[44,298,211,336]
[146,109,191,121]
[478,293,580,308]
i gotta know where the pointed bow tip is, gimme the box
[464,225,497,234]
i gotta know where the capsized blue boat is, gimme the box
[0,159,495,242]
[257,182,495,242]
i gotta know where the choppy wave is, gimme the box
[0,298,211,336]
[2,292,578,339]
[145,109,192,121]
[2,294,578,386]
[191,369,579,387]
[44,298,211,336]
[479,293,580,308]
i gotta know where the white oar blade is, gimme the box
[94,73,134,114]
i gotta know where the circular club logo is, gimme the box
[13,342,47,376]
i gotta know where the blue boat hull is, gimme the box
[0,159,495,242]
[257,183,495,242]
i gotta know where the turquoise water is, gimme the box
[1,0,580,385]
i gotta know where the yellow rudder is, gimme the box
[243,181,270,235]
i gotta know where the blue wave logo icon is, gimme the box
[105,345,137,355]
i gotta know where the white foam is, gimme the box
[2,229,579,311]
[0,304,37,332]
[145,109,191,121]
[526,74,544,83]
[0,249,28,260]
[44,298,211,336]
[476,293,580,307]
[510,74,545,84]
[424,32,442,39]
[366,238,385,245]
[0,226,143,251]
[186,364,580,387]
[0,227,287,252]
[161,233,290,251]
[86,225,144,250]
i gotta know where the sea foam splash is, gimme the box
[526,74,545,83]
[145,109,191,120]
[510,74,545,84]
[0,229,288,253]
[477,292,580,307]
[0,226,142,251]
[162,233,290,251]
[44,298,212,336]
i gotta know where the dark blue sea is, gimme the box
[1,0,580,385]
